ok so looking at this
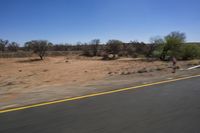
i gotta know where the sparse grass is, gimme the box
[17,58,42,63]
[6,82,15,86]
[137,68,148,73]
[187,60,200,66]
[0,51,32,58]
[0,56,177,92]
[156,67,164,71]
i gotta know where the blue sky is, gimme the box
[0,0,200,44]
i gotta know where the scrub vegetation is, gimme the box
[1,31,200,60]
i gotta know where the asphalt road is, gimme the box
[1,76,200,133]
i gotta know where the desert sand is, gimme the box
[0,56,167,91]
[0,56,199,109]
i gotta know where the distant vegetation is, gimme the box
[1,31,200,60]
[25,40,52,60]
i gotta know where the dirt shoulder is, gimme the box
[0,56,200,110]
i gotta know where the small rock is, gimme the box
[138,68,148,73]
[108,72,112,74]
[126,72,132,75]
[149,69,154,72]
[43,69,48,72]
[6,82,15,86]
[120,72,125,75]
[156,67,163,71]
[176,66,180,69]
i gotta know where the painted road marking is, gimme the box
[0,74,200,114]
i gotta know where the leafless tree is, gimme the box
[0,39,9,52]
[7,42,19,52]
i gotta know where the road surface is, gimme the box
[0,76,200,133]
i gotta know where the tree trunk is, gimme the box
[39,55,43,60]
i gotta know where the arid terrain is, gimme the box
[0,56,200,109]
[0,56,168,90]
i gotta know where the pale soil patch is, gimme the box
[0,56,199,109]
[0,57,166,91]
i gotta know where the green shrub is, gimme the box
[160,32,186,60]
[181,44,200,60]
[152,50,162,59]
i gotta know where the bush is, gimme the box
[160,31,186,60]
[181,44,200,60]
[82,46,93,57]
[7,42,19,52]
[0,39,9,52]
[106,40,123,55]
[25,40,52,60]
[148,37,164,57]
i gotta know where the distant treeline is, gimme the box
[1,31,200,60]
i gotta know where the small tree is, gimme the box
[0,39,9,52]
[25,40,52,60]
[160,31,186,60]
[90,39,100,56]
[7,42,19,52]
[106,40,123,55]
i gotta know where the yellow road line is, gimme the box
[0,74,200,114]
